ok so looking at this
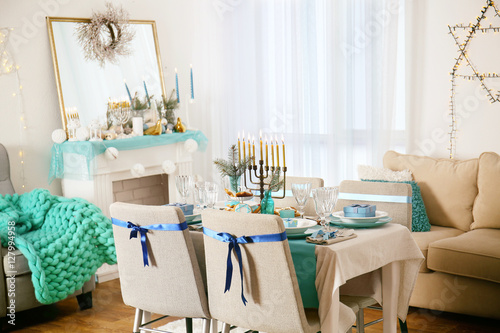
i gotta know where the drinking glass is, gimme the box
[312,187,339,232]
[291,183,312,219]
[194,181,209,210]
[175,175,194,204]
[205,182,219,209]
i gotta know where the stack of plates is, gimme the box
[330,211,392,228]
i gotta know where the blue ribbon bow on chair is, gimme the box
[112,218,188,267]
[203,227,287,306]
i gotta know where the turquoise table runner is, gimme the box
[49,130,208,183]
[288,238,319,308]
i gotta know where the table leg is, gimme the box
[382,261,400,333]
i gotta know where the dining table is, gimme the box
[188,217,424,333]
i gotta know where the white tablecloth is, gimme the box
[315,223,424,332]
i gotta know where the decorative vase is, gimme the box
[228,175,241,194]
[261,190,274,215]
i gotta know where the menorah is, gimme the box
[238,131,287,201]
[108,100,131,134]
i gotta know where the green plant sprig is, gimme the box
[213,144,252,179]
[268,168,284,192]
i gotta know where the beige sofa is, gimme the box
[383,150,500,319]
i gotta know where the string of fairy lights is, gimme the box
[1,27,27,190]
[448,0,500,159]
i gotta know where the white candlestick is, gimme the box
[133,117,144,136]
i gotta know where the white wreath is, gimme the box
[75,2,135,67]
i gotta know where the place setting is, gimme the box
[330,204,392,228]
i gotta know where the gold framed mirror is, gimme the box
[46,17,166,131]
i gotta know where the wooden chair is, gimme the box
[335,180,413,333]
[110,202,211,333]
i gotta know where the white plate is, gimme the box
[284,219,318,235]
[214,200,259,210]
[331,211,389,224]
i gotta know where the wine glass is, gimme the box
[175,175,194,204]
[291,183,312,219]
[312,187,339,232]
[194,181,208,210]
[205,182,219,209]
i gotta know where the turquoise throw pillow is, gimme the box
[361,179,431,232]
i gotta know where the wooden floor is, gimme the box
[2,279,499,332]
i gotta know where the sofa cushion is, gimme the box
[472,152,500,229]
[427,229,500,283]
[383,151,478,231]
[411,226,464,272]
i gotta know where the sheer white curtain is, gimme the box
[192,0,405,186]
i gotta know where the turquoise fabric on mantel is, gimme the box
[48,130,208,183]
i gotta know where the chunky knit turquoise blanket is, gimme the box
[0,189,116,304]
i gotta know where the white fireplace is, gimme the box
[61,142,193,216]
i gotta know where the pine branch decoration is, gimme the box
[268,168,284,192]
[213,145,252,179]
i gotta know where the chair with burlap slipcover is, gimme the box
[110,202,211,333]
[201,209,321,333]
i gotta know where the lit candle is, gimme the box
[242,131,246,162]
[238,132,241,163]
[259,130,263,162]
[282,134,286,168]
[247,133,251,163]
[252,135,256,166]
[124,79,132,104]
[190,64,194,100]
[265,135,269,167]
[275,135,280,168]
[143,80,151,108]
[175,68,180,103]
[271,137,275,168]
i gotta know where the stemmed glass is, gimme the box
[194,181,208,210]
[205,183,218,209]
[291,183,312,219]
[312,187,339,232]
[175,175,194,204]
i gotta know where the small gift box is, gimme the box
[165,203,194,216]
[283,218,298,228]
[279,209,296,218]
[343,204,376,218]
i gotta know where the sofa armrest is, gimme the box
[335,180,413,230]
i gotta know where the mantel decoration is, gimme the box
[75,2,135,67]
[448,0,500,158]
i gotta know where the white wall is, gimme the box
[406,0,500,159]
[0,0,216,194]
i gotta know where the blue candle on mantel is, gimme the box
[124,80,133,104]
[143,80,151,107]
[175,68,180,103]
[190,64,194,100]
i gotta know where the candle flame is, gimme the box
[259,129,262,139]
[252,135,255,144]
[265,135,268,143]
[281,134,285,143]
[175,67,178,73]
[275,134,278,144]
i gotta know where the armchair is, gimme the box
[0,144,96,317]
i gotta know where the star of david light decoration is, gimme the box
[448,0,500,158]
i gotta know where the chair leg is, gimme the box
[186,318,193,333]
[399,318,408,333]
[133,308,144,333]
[141,311,152,333]
[202,318,211,333]
[210,319,218,333]
[356,308,365,333]
[76,291,93,310]
[221,322,231,333]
